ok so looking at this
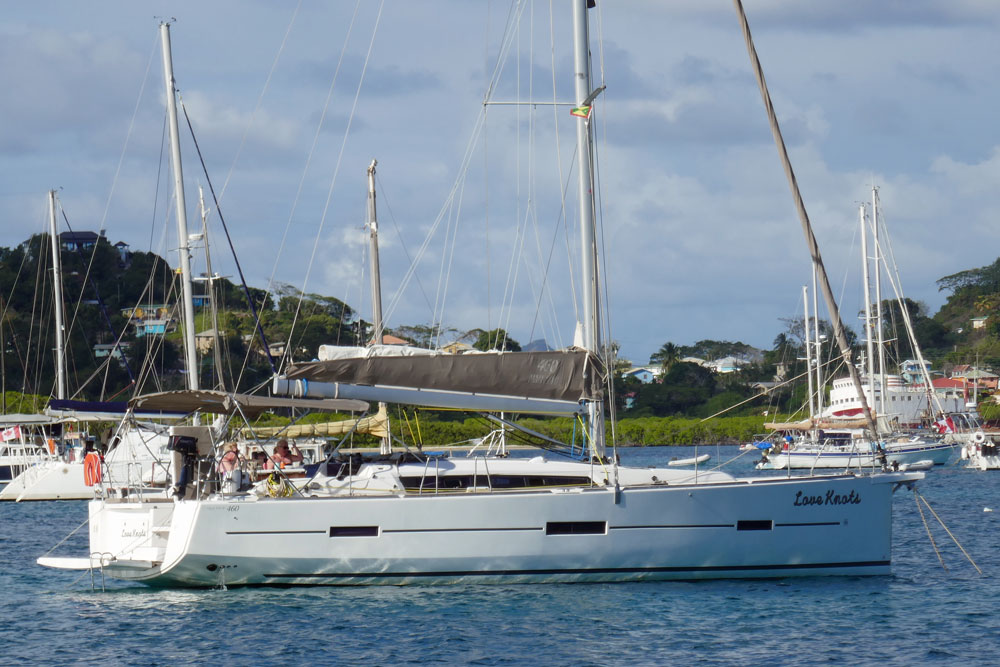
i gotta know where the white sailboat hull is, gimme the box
[758,441,954,470]
[0,426,170,501]
[0,461,97,501]
[962,441,1000,471]
[62,471,917,586]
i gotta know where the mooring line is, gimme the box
[914,491,948,573]
[916,491,984,576]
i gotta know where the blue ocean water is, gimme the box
[3,446,999,666]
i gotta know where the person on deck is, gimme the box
[265,439,303,469]
[217,442,240,474]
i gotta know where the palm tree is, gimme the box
[650,342,681,375]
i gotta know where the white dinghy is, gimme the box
[667,454,711,467]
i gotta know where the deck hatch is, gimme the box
[545,521,607,535]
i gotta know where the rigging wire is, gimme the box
[179,99,277,378]
[383,1,530,330]
[282,0,382,368]
[216,0,303,203]
[375,177,434,318]
[265,0,363,360]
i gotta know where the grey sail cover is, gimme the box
[284,348,603,403]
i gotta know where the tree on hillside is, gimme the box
[473,328,521,352]
[649,342,681,372]
[878,297,949,359]
[937,257,1000,296]
[393,323,458,349]
[627,361,717,417]
[683,339,757,361]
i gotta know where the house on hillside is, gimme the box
[441,341,474,354]
[932,377,969,405]
[93,342,130,366]
[951,367,999,392]
[60,230,105,251]
[369,334,409,346]
[121,305,175,338]
[195,329,225,354]
[114,241,131,265]
[623,366,659,384]
[900,359,933,383]
[704,356,749,374]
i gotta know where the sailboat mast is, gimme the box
[811,263,823,415]
[366,159,390,455]
[803,285,815,419]
[571,0,605,457]
[367,160,384,345]
[872,187,885,413]
[860,203,875,390]
[160,22,199,392]
[48,190,67,400]
[198,186,226,391]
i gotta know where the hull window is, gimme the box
[736,520,773,531]
[545,521,607,535]
[329,526,379,537]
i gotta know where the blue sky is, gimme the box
[2,1,999,365]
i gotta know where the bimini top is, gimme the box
[0,413,62,427]
[128,389,369,419]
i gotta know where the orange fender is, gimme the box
[83,452,102,486]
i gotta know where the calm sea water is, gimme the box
[3,446,999,666]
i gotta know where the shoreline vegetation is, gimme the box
[251,412,780,448]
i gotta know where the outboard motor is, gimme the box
[167,426,214,500]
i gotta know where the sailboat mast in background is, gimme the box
[47,190,67,400]
[160,21,199,392]
[366,159,391,456]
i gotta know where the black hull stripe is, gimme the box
[228,522,843,536]
[775,522,842,527]
[383,527,539,534]
[263,560,891,579]
[227,530,326,535]
[610,524,733,530]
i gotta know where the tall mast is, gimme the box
[860,203,875,390]
[160,22,199,391]
[803,285,815,419]
[872,186,885,414]
[811,263,823,415]
[367,159,390,455]
[48,190,67,400]
[571,0,605,457]
[198,186,225,391]
[367,160,384,346]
